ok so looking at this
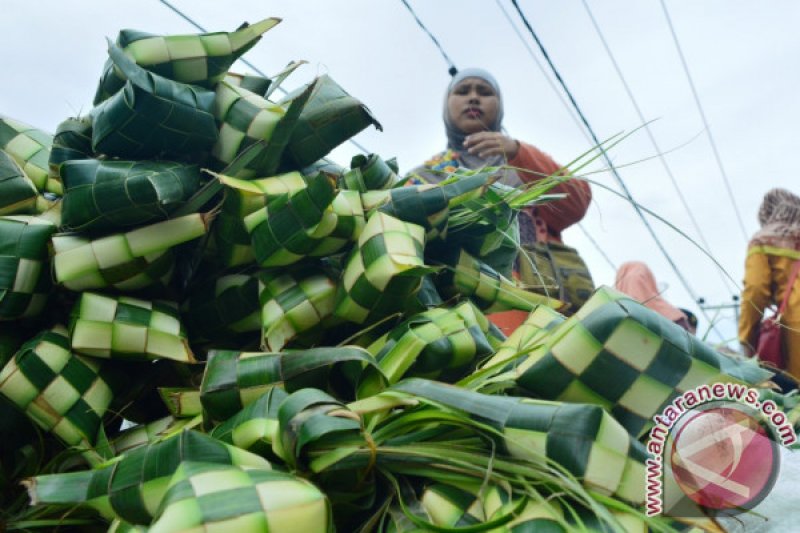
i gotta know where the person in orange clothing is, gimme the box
[409,68,594,312]
[614,261,694,332]
[739,188,800,378]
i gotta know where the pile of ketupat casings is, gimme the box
[0,15,793,533]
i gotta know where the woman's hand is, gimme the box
[463,132,520,160]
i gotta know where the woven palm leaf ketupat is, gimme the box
[361,172,491,242]
[210,81,286,177]
[0,215,56,320]
[52,212,210,291]
[279,74,382,168]
[334,211,432,324]
[244,171,338,267]
[91,43,218,159]
[147,461,331,533]
[68,292,196,363]
[200,347,379,423]
[0,326,114,463]
[60,160,201,233]
[0,150,38,215]
[258,267,338,352]
[438,248,565,313]
[47,116,93,195]
[212,171,314,267]
[93,17,282,104]
[307,189,365,257]
[340,153,399,193]
[391,378,647,504]
[25,430,272,525]
[0,115,56,194]
[357,301,494,398]
[512,286,773,438]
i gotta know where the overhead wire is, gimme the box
[494,0,617,272]
[398,0,458,76]
[157,0,371,156]
[580,0,738,295]
[507,0,724,340]
[659,0,749,242]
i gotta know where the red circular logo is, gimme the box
[670,404,779,512]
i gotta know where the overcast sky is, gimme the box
[3,0,800,345]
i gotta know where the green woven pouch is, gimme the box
[0,115,54,193]
[60,159,201,233]
[91,43,218,159]
[0,150,38,215]
[93,18,281,103]
[279,74,382,168]
[0,215,56,320]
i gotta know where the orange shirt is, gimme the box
[509,142,592,242]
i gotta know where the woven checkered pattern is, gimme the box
[61,160,201,233]
[28,429,272,525]
[210,81,285,177]
[481,305,565,370]
[0,216,56,320]
[448,249,563,313]
[94,18,281,104]
[394,378,647,504]
[258,267,337,352]
[0,150,38,215]
[201,350,282,423]
[69,292,195,363]
[244,172,337,267]
[91,44,218,160]
[514,287,773,439]
[279,74,382,168]
[334,212,429,325]
[183,273,261,344]
[359,302,493,397]
[341,153,398,192]
[52,213,207,291]
[308,189,365,257]
[150,461,330,533]
[212,172,308,268]
[0,115,54,193]
[47,116,93,195]
[365,184,451,241]
[210,387,288,455]
[52,233,175,291]
[0,325,112,451]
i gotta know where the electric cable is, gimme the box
[398,0,459,76]
[659,0,749,242]
[508,0,723,340]
[581,0,738,296]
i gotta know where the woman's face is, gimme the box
[447,77,499,134]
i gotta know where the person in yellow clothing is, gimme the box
[739,188,800,378]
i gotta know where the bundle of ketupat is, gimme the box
[0,14,774,533]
